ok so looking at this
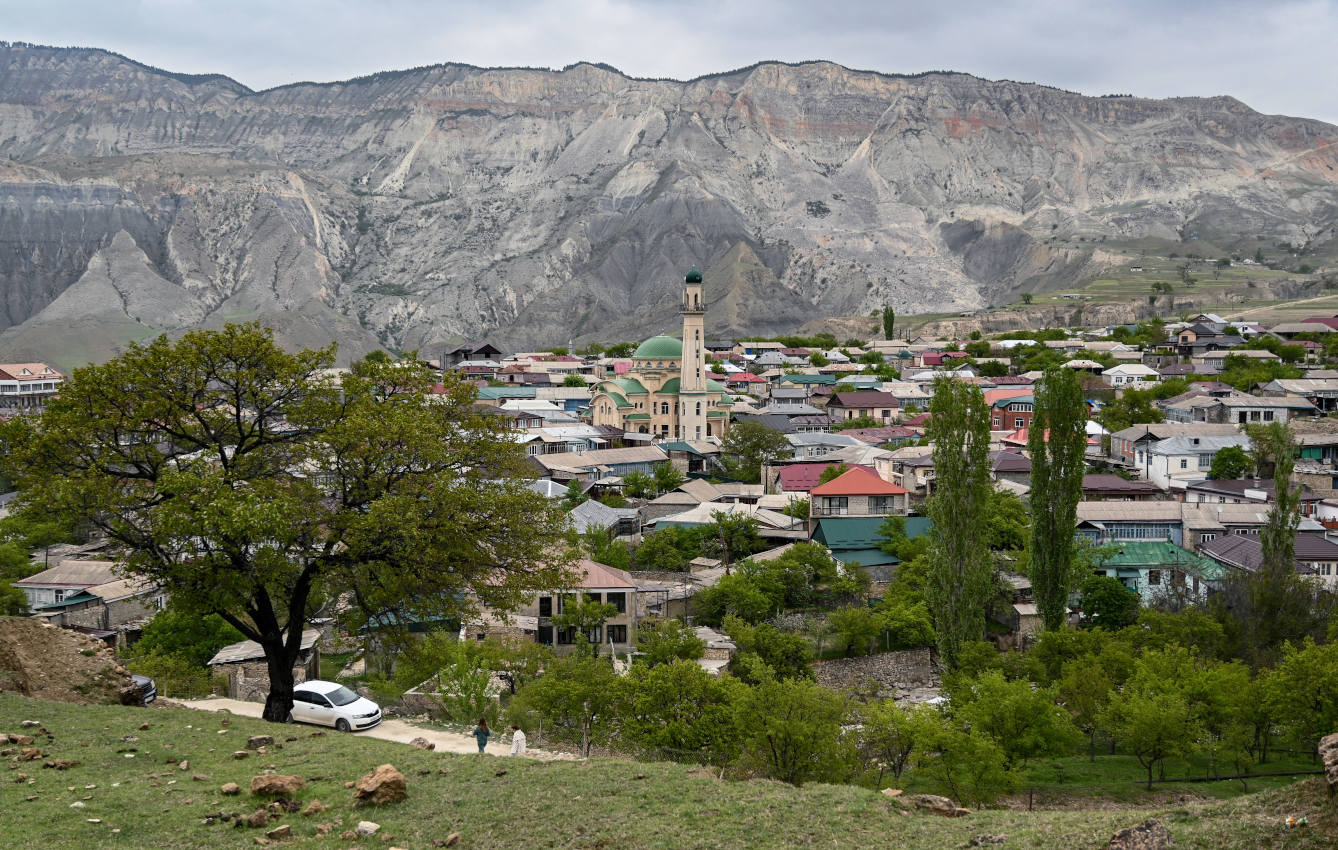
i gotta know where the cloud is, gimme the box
[2,0,1335,124]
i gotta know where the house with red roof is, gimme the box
[777,462,879,495]
[0,363,63,409]
[517,559,640,654]
[808,466,909,525]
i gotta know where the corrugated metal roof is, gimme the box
[208,629,322,666]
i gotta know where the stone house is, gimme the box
[521,559,641,655]
[29,576,165,645]
[207,629,322,702]
[808,466,909,523]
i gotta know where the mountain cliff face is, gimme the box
[1,44,1336,367]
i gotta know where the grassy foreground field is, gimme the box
[1,693,1333,850]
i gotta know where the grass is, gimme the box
[2,693,1335,849]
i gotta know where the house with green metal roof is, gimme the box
[1090,540,1226,603]
[811,515,931,569]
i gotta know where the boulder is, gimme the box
[355,820,381,836]
[353,764,406,805]
[301,800,325,816]
[409,737,435,751]
[247,736,274,750]
[912,794,970,817]
[246,810,269,828]
[221,782,241,795]
[8,734,35,745]
[1108,819,1172,850]
[265,825,291,840]
[20,721,40,728]
[1319,733,1338,792]
[250,775,306,797]
[233,751,249,760]
[19,748,41,761]
[971,836,1007,846]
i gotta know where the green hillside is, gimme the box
[1,693,1332,849]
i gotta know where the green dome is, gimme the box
[633,335,683,359]
[685,267,703,284]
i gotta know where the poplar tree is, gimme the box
[1027,367,1088,631]
[882,306,896,340]
[924,378,993,669]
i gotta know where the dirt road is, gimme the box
[179,697,569,760]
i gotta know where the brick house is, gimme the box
[808,466,909,524]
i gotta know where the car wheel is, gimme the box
[284,711,294,724]
[335,718,351,733]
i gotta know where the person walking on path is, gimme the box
[472,718,491,753]
[509,725,527,757]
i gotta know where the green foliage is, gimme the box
[562,372,587,387]
[724,615,814,683]
[129,609,244,668]
[986,487,1030,552]
[0,579,28,614]
[631,528,695,572]
[700,511,765,569]
[652,462,687,495]
[1101,689,1200,790]
[808,352,830,367]
[818,463,850,484]
[876,597,936,649]
[1265,639,1338,752]
[551,594,619,657]
[908,709,1018,805]
[1028,367,1089,630]
[924,378,994,668]
[1216,353,1303,392]
[826,605,883,656]
[831,416,881,431]
[719,422,792,483]
[622,470,654,499]
[581,524,632,571]
[1056,661,1114,760]
[1079,575,1140,630]
[636,617,706,667]
[396,632,502,724]
[695,573,778,625]
[123,653,224,699]
[952,670,1081,767]
[735,677,855,785]
[780,498,809,519]
[882,306,896,341]
[1208,445,1252,480]
[508,652,620,755]
[856,700,937,783]
[618,660,746,763]
[564,479,589,507]
[0,324,575,722]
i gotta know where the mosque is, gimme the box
[589,268,734,441]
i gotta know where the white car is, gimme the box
[288,680,382,732]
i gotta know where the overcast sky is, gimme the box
[5,0,1336,125]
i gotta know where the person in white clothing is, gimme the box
[509,724,527,757]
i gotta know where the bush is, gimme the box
[125,653,223,699]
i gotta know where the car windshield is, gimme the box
[326,685,360,706]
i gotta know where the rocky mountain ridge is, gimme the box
[0,43,1336,368]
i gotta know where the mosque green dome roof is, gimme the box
[633,335,683,359]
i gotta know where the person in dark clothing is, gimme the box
[472,718,491,753]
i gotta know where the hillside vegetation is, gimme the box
[1,693,1333,850]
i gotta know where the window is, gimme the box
[1148,570,1161,586]
[820,496,849,516]
[584,626,602,644]
[537,625,553,645]
[584,592,602,604]
[606,624,628,644]
[606,592,626,613]
[1179,459,1188,469]
[1201,533,1217,542]
[1250,411,1261,422]
[293,691,313,704]
[869,496,895,514]
[661,402,669,415]
[556,627,576,645]
[1198,453,1213,469]
[538,596,552,617]
[1263,411,1275,422]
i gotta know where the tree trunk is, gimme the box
[261,636,298,723]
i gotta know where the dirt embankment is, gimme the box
[0,617,139,705]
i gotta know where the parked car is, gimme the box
[288,679,381,732]
[130,673,157,705]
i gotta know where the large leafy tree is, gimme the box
[719,422,792,483]
[0,324,572,722]
[924,378,994,669]
[1027,367,1089,631]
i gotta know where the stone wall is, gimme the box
[813,648,938,700]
